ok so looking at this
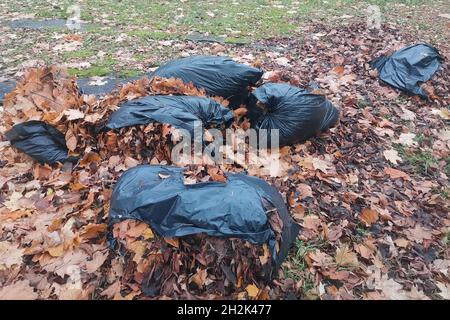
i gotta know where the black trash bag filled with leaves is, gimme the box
[109,165,300,271]
[247,83,340,147]
[105,95,234,134]
[371,43,443,99]
[5,120,78,165]
[151,55,264,108]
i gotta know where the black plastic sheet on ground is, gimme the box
[105,95,234,134]
[371,43,443,99]
[5,120,78,165]
[151,55,264,108]
[109,165,300,271]
[247,83,340,147]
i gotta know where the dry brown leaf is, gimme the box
[165,238,179,248]
[359,208,379,226]
[245,284,260,298]
[0,280,38,300]
[335,245,359,267]
[0,241,24,270]
[384,167,411,180]
[81,223,108,240]
[65,128,77,152]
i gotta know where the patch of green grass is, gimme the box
[445,157,450,177]
[63,49,94,60]
[8,0,436,42]
[68,65,110,77]
[416,23,431,30]
[118,69,141,78]
[68,56,117,77]
[414,133,426,145]
[133,54,147,62]
[356,99,372,109]
[432,186,449,200]
[283,239,325,298]
[394,143,438,176]
[355,225,370,236]
[128,30,178,41]
[224,37,251,44]
[442,231,450,247]
[283,239,324,279]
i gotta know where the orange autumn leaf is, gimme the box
[384,167,411,180]
[245,284,260,298]
[81,223,108,240]
[359,208,379,226]
[164,238,179,248]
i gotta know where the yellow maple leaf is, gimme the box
[245,284,260,298]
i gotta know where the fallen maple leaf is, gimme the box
[0,241,24,270]
[395,133,417,147]
[383,149,402,165]
[335,245,358,267]
[311,158,334,173]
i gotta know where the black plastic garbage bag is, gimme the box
[5,120,78,165]
[371,43,443,99]
[109,165,300,270]
[105,95,234,134]
[151,55,264,108]
[247,83,340,147]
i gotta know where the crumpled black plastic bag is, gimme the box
[5,120,78,165]
[371,43,443,99]
[109,165,300,270]
[151,55,264,108]
[247,83,340,147]
[105,95,234,134]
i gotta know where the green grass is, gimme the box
[118,69,142,78]
[355,225,370,236]
[224,37,252,45]
[283,239,324,279]
[393,144,438,176]
[68,56,116,77]
[63,49,95,60]
[442,231,450,247]
[283,239,326,298]
[356,99,372,109]
[128,30,179,41]
[7,0,430,42]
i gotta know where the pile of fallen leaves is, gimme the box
[0,64,282,300]
[1,21,449,300]
[110,219,274,299]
